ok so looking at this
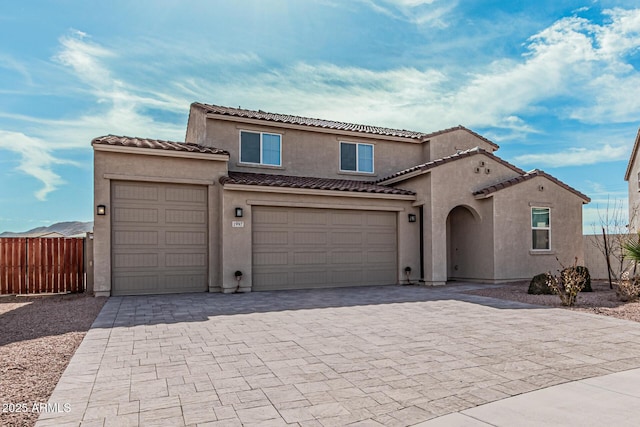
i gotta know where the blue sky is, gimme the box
[1,0,640,233]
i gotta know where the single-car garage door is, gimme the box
[111,181,208,295]
[252,206,397,291]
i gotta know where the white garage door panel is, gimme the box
[252,206,397,291]
[111,181,208,296]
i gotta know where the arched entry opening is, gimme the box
[446,205,483,281]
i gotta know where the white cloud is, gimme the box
[0,54,33,85]
[0,131,75,200]
[514,144,629,167]
[0,30,186,199]
[361,0,457,28]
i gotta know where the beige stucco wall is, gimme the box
[196,117,427,181]
[428,129,498,161]
[93,149,228,296]
[185,105,207,146]
[218,188,418,292]
[584,234,634,280]
[492,176,585,281]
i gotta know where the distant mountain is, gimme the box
[0,221,94,237]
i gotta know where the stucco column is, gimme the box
[220,191,252,293]
[421,201,447,286]
[93,175,111,297]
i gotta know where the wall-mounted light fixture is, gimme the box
[408,213,417,223]
[235,207,244,218]
[97,205,106,216]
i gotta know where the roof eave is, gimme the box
[377,148,524,185]
[473,172,590,204]
[92,143,230,161]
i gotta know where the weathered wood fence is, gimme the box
[0,237,85,294]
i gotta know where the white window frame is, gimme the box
[239,130,282,166]
[339,142,375,174]
[531,206,551,251]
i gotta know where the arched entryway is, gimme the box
[446,205,483,281]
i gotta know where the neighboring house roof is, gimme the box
[92,135,229,155]
[193,102,497,148]
[473,169,591,203]
[624,127,640,181]
[376,147,525,184]
[220,171,416,196]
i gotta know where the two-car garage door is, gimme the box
[111,181,208,296]
[252,206,398,291]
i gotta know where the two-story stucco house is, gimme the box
[92,102,589,296]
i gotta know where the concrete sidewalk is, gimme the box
[417,367,640,426]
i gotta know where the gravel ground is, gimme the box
[466,280,640,322]
[0,294,106,427]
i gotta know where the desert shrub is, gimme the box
[561,266,592,292]
[528,273,554,295]
[615,273,640,302]
[546,258,588,307]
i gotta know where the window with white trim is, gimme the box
[531,207,550,250]
[240,131,281,166]
[340,142,374,173]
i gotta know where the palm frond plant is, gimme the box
[623,233,640,264]
[618,233,640,301]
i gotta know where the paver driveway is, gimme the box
[37,284,640,426]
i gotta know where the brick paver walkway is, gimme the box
[36,284,640,426]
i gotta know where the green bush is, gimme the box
[528,273,554,295]
[562,266,591,292]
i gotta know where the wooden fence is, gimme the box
[0,237,85,295]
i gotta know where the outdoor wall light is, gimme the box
[235,207,244,218]
[97,205,106,216]
[408,213,417,223]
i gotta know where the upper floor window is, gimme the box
[531,207,550,250]
[240,131,281,166]
[340,142,374,173]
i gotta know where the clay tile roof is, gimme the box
[376,147,524,184]
[473,169,591,203]
[91,135,229,156]
[220,172,416,196]
[193,102,429,140]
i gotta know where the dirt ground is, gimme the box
[467,280,640,322]
[0,293,106,427]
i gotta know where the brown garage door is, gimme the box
[111,181,208,295]
[252,206,397,291]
